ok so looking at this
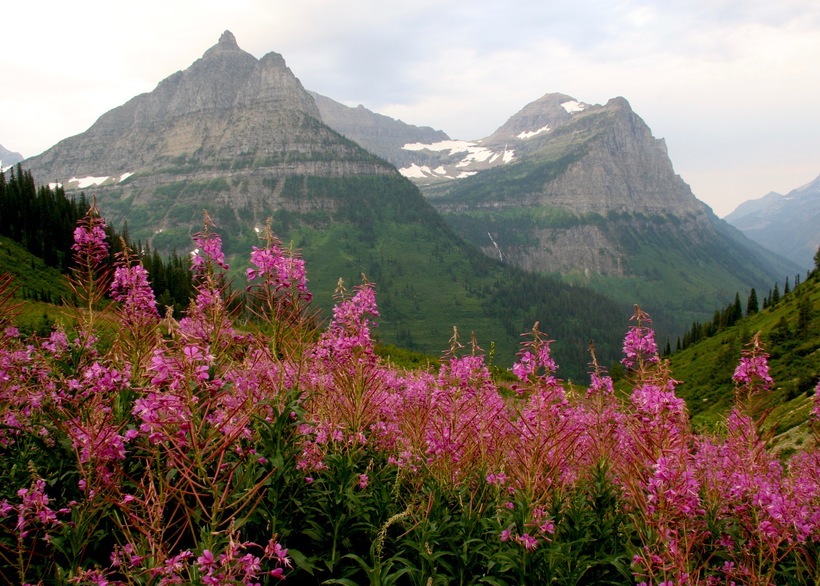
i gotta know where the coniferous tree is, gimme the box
[746,288,759,316]
[797,293,812,339]
[784,276,790,296]
[731,292,743,324]
[772,283,780,305]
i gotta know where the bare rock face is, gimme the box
[23,31,385,183]
[310,91,450,169]
[535,98,705,217]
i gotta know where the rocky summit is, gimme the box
[24,31,391,190]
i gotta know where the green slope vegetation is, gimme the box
[0,236,72,305]
[3,166,633,380]
[230,175,632,379]
[669,268,819,445]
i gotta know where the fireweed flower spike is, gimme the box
[621,305,659,371]
[732,332,776,427]
[69,199,111,334]
[110,251,160,321]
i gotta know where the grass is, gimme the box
[669,275,820,439]
[0,236,72,305]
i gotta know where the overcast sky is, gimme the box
[2,0,819,217]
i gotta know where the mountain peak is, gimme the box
[484,92,589,145]
[219,30,238,47]
[203,30,244,58]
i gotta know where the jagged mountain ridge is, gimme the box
[16,31,632,377]
[24,31,391,187]
[724,175,820,270]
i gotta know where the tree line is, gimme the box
[0,165,193,314]
[675,254,819,354]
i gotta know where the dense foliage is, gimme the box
[1,207,818,585]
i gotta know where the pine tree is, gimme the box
[772,283,780,305]
[732,292,743,324]
[784,276,790,296]
[746,288,759,316]
[797,294,812,339]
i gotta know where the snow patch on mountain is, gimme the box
[70,175,111,188]
[561,100,586,113]
[402,140,475,154]
[517,125,551,139]
[400,164,434,179]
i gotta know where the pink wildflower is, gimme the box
[71,206,109,267]
[516,533,539,550]
[621,306,659,369]
[111,262,159,318]
[732,333,773,392]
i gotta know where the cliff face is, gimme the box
[24,31,387,183]
[533,98,705,217]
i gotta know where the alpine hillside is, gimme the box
[17,31,631,378]
[724,174,820,270]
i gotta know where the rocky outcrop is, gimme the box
[535,98,706,217]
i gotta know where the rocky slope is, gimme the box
[310,92,449,169]
[24,31,389,187]
[725,175,820,270]
[408,94,799,331]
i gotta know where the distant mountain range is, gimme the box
[0,144,23,169]
[11,30,802,368]
[724,175,820,270]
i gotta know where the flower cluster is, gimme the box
[621,306,660,369]
[71,205,109,268]
[732,332,773,392]
[111,262,159,319]
[0,209,817,585]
